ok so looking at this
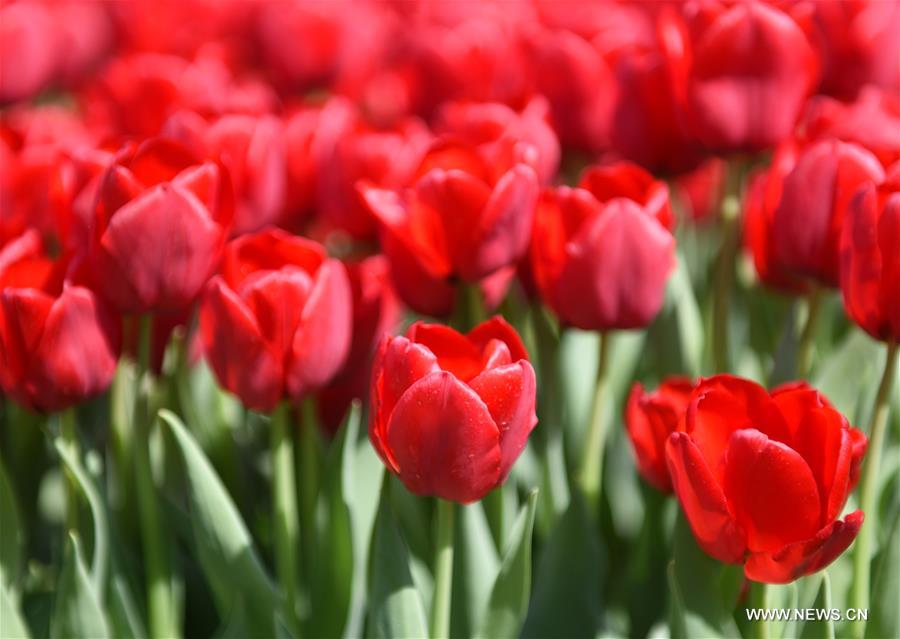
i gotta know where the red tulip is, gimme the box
[773,140,884,287]
[362,140,538,316]
[90,138,233,314]
[840,171,900,343]
[0,2,59,103]
[578,162,674,230]
[369,317,537,504]
[801,87,900,168]
[625,377,695,492]
[317,255,402,434]
[674,158,725,224]
[681,1,817,153]
[530,169,675,331]
[199,228,351,412]
[742,143,809,294]
[666,376,867,584]
[0,231,120,412]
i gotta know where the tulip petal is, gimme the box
[407,322,482,382]
[386,371,501,503]
[879,194,900,339]
[666,432,747,563]
[221,228,324,291]
[0,288,53,384]
[469,361,537,480]
[722,429,821,553]
[467,316,530,364]
[199,278,282,412]
[287,259,352,399]
[744,511,864,584]
[379,230,455,317]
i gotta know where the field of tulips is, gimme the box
[2,2,899,639]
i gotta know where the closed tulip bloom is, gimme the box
[682,1,817,153]
[200,228,351,412]
[626,377,695,492]
[530,170,675,331]
[0,231,120,412]
[369,317,537,504]
[666,376,867,584]
[362,140,538,316]
[840,174,900,342]
[578,162,674,230]
[773,140,885,287]
[90,138,232,314]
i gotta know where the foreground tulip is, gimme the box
[0,231,120,412]
[199,228,351,412]
[666,376,867,583]
[840,175,900,343]
[773,140,884,287]
[625,377,694,492]
[369,317,537,504]
[530,167,675,331]
[91,138,232,314]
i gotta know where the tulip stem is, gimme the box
[851,339,898,639]
[133,315,178,639]
[271,401,301,634]
[750,581,769,639]
[796,287,823,378]
[430,498,455,639]
[298,397,321,590]
[578,331,611,517]
[712,162,745,373]
[60,407,79,532]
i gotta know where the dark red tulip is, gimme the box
[90,138,233,314]
[199,228,351,412]
[530,170,675,331]
[840,171,900,343]
[801,87,900,168]
[681,1,817,153]
[317,255,402,435]
[625,377,695,492]
[362,140,538,316]
[0,231,120,412]
[666,376,866,584]
[773,140,884,287]
[369,317,537,504]
[743,143,809,294]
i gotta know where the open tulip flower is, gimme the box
[666,376,867,584]
[369,316,537,504]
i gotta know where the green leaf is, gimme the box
[107,569,147,639]
[50,534,111,639]
[867,508,899,639]
[813,330,884,420]
[668,514,742,639]
[0,454,23,589]
[54,439,109,594]
[158,409,279,633]
[799,572,835,639]
[309,405,359,639]
[477,489,538,639]
[521,492,602,638]
[366,480,429,639]
[1,579,30,639]
[451,501,500,638]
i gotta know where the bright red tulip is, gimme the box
[625,377,695,492]
[839,171,900,343]
[0,2,60,103]
[681,1,817,153]
[90,138,233,314]
[199,228,351,412]
[369,317,537,504]
[0,231,120,412]
[362,140,538,316]
[773,140,884,287]
[530,168,675,331]
[317,255,402,434]
[666,376,867,584]
[578,162,674,230]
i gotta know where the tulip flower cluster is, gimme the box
[1,2,898,639]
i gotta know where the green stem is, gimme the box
[453,283,485,332]
[430,499,455,639]
[578,331,611,517]
[796,287,823,378]
[271,401,301,633]
[712,164,744,373]
[133,315,178,639]
[60,407,79,532]
[850,339,898,639]
[750,581,769,639]
[298,397,320,589]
